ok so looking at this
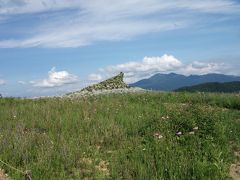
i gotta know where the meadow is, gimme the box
[0,92,239,179]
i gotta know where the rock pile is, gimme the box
[65,72,147,98]
[82,72,128,92]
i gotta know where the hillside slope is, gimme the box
[175,81,240,93]
[0,93,239,179]
[130,73,240,91]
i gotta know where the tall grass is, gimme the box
[0,92,239,179]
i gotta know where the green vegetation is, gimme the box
[0,92,240,179]
[176,81,240,93]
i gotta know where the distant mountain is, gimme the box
[129,73,240,91]
[175,81,240,93]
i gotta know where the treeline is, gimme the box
[175,81,240,93]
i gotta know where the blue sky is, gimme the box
[0,0,240,97]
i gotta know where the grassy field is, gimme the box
[0,92,239,179]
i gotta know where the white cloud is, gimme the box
[101,54,184,82]
[0,0,67,15]
[91,54,234,83]
[180,61,226,75]
[88,73,103,82]
[0,0,239,48]
[1,0,239,15]
[18,80,26,85]
[0,79,6,85]
[30,67,79,88]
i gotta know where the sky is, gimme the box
[0,0,240,97]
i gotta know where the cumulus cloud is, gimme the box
[30,67,79,88]
[0,0,239,48]
[88,73,103,82]
[180,61,227,75]
[100,54,184,82]
[91,54,232,83]
[0,79,6,85]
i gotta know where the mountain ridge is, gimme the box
[129,73,240,91]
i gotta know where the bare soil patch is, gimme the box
[0,169,9,180]
[230,163,240,180]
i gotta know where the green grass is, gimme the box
[0,92,240,179]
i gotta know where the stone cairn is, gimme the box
[81,72,128,92]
